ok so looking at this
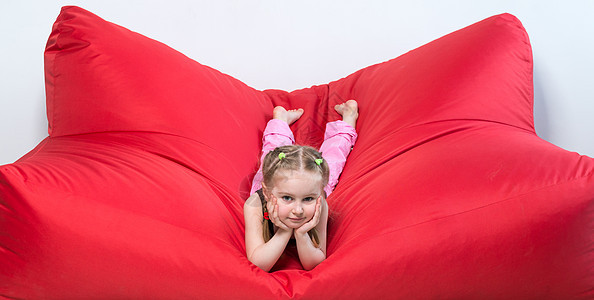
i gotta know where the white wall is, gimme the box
[1,0,593,165]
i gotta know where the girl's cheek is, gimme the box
[277,204,290,217]
[305,206,316,217]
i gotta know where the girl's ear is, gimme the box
[261,183,268,195]
[261,183,272,202]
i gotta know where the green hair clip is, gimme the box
[315,158,323,166]
[278,152,286,160]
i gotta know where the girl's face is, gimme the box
[268,169,324,229]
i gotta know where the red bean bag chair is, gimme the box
[1,6,593,299]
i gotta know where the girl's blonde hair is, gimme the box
[261,145,329,248]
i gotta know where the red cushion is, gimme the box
[1,6,592,298]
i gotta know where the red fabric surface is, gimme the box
[1,6,593,299]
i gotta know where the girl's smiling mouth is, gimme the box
[288,217,305,222]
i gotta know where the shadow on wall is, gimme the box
[532,63,551,141]
[36,93,47,138]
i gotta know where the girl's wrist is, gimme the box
[276,227,293,236]
[293,230,309,240]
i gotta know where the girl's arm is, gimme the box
[294,197,328,270]
[244,193,292,272]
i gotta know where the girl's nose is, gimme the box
[293,203,304,215]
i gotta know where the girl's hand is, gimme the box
[296,196,323,235]
[266,193,292,232]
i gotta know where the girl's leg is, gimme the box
[320,100,359,196]
[320,120,358,196]
[250,119,294,194]
[250,107,303,194]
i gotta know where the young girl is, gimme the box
[244,100,359,272]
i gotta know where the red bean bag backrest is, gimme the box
[1,6,592,299]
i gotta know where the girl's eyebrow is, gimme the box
[276,190,319,197]
[280,192,318,198]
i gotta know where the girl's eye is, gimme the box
[282,196,293,201]
[304,197,315,202]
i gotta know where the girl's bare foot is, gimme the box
[335,100,359,128]
[273,106,304,125]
